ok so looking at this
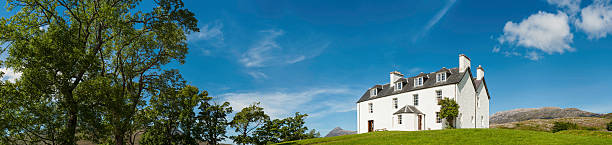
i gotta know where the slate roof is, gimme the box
[393,105,423,115]
[357,68,466,103]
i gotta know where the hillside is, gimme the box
[490,117,611,132]
[278,129,612,145]
[490,107,601,124]
[324,127,357,137]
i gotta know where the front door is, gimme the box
[418,115,422,130]
[368,120,374,132]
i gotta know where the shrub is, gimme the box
[607,121,612,131]
[552,122,578,133]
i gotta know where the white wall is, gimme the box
[476,83,490,128]
[357,84,457,133]
[455,72,476,128]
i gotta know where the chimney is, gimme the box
[477,65,485,80]
[389,71,403,87]
[459,54,471,73]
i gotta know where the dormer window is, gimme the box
[436,73,447,82]
[370,88,377,96]
[395,82,403,91]
[414,77,424,86]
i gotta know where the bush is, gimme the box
[552,122,578,133]
[607,121,612,131]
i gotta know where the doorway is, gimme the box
[368,120,374,132]
[418,115,422,130]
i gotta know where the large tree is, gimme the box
[230,103,269,145]
[252,112,319,145]
[194,100,233,145]
[139,84,204,145]
[0,0,198,144]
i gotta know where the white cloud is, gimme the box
[492,46,501,53]
[247,71,268,79]
[239,29,329,69]
[240,29,284,67]
[525,51,541,61]
[547,0,582,14]
[0,67,21,83]
[286,55,305,64]
[576,0,612,39]
[189,21,224,42]
[413,0,457,42]
[220,88,356,119]
[498,11,574,54]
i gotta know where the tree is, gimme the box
[252,112,320,145]
[139,84,204,145]
[607,121,612,131]
[0,0,198,144]
[194,100,233,145]
[438,98,459,129]
[230,103,269,145]
[278,112,319,142]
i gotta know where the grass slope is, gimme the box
[278,129,612,145]
[491,117,610,132]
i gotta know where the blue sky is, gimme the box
[2,0,612,136]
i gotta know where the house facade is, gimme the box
[356,54,490,133]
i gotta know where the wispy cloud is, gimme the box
[188,20,225,55]
[189,21,224,42]
[220,88,357,119]
[240,29,285,68]
[413,0,457,42]
[237,29,330,79]
[247,71,268,79]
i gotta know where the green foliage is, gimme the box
[552,122,578,133]
[194,100,233,145]
[438,98,459,128]
[253,112,320,145]
[607,121,612,131]
[139,85,204,145]
[0,0,198,144]
[279,129,612,145]
[230,102,269,145]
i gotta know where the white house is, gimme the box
[356,54,490,133]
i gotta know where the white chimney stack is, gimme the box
[459,54,471,73]
[389,71,403,87]
[477,65,484,80]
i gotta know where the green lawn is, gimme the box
[278,129,612,145]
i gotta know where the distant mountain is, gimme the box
[325,127,357,137]
[490,107,602,124]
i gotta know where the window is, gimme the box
[413,94,419,106]
[481,116,484,127]
[436,73,447,82]
[398,115,403,124]
[395,82,403,91]
[414,77,424,86]
[471,116,475,124]
[368,103,373,113]
[436,90,442,101]
[477,96,480,108]
[370,89,377,96]
[436,112,441,123]
[392,98,398,109]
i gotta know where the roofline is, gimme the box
[356,83,459,103]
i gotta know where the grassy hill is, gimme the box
[491,117,611,132]
[277,129,612,145]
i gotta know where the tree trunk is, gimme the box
[65,93,78,145]
[115,131,124,145]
